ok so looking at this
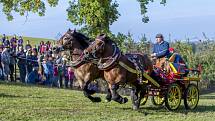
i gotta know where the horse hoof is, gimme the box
[132,105,139,110]
[122,97,128,104]
[105,95,112,102]
[92,97,102,102]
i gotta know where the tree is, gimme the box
[137,0,166,23]
[0,0,59,21]
[1,0,167,37]
[67,0,120,38]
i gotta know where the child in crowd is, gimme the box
[42,54,54,86]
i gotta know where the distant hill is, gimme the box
[0,35,55,46]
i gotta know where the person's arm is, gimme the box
[156,42,169,58]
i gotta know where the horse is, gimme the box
[84,34,154,109]
[56,29,112,102]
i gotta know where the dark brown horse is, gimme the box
[84,34,153,109]
[56,29,112,102]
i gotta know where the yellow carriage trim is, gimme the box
[169,63,178,73]
[183,77,201,81]
[119,61,160,87]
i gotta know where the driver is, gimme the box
[151,34,170,68]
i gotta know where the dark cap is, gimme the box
[156,33,163,38]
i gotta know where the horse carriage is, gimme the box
[140,61,201,111]
[57,29,201,111]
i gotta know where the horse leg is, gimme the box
[82,81,101,102]
[105,89,112,102]
[130,87,140,110]
[110,84,128,104]
[131,85,143,110]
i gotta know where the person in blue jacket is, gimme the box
[151,34,170,68]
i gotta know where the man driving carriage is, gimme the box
[151,34,188,76]
[151,33,170,68]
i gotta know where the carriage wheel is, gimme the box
[151,94,165,106]
[165,83,182,111]
[184,84,199,110]
[140,88,148,105]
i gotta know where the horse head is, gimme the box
[56,29,90,52]
[84,34,108,59]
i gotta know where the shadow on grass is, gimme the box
[200,95,215,99]
[117,105,215,115]
[0,93,25,98]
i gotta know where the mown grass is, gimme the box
[0,81,215,121]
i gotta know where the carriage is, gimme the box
[140,61,201,111]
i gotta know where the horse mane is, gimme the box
[73,32,90,49]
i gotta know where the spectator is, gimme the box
[62,57,69,88]
[9,47,16,82]
[1,47,10,80]
[68,67,74,88]
[16,46,26,83]
[10,35,17,50]
[25,40,32,51]
[1,34,6,43]
[17,36,23,47]
[42,54,54,86]
[4,37,10,47]
[26,49,33,80]
[55,54,63,88]
[0,45,4,79]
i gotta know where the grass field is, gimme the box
[0,81,215,121]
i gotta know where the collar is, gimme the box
[158,41,164,45]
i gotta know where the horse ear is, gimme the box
[68,28,71,32]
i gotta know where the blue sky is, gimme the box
[0,0,215,41]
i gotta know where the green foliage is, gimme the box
[0,0,59,21]
[137,0,166,23]
[67,0,120,38]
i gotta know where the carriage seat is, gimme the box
[167,53,189,76]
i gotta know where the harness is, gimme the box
[97,43,121,70]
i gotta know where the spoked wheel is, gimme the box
[165,83,182,111]
[184,84,199,110]
[151,93,165,106]
[140,88,148,105]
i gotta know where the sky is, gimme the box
[0,0,215,41]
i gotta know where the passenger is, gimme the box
[167,47,189,76]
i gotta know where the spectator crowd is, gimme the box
[0,34,75,89]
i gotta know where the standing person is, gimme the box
[17,36,24,47]
[25,49,33,81]
[151,33,170,68]
[1,47,10,80]
[42,54,54,86]
[62,57,69,88]
[1,34,6,43]
[55,54,63,88]
[16,46,26,83]
[25,40,32,51]
[68,67,74,88]
[9,47,16,82]
[10,35,17,50]
[0,45,4,79]
[4,37,10,47]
